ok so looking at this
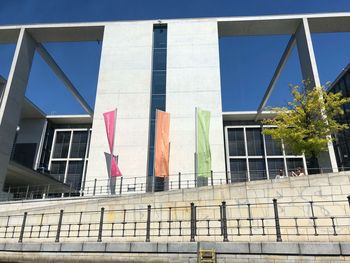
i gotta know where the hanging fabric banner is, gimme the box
[103,109,122,177]
[154,110,170,177]
[197,108,211,177]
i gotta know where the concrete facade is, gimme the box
[166,20,226,183]
[0,13,349,194]
[86,22,153,192]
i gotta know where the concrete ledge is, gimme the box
[249,243,262,254]
[41,243,61,252]
[340,243,350,255]
[83,242,106,252]
[299,243,341,255]
[21,243,41,251]
[0,241,349,257]
[60,242,83,252]
[167,242,197,253]
[130,242,158,253]
[105,242,130,252]
[262,242,299,255]
[4,243,22,251]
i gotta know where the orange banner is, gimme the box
[154,110,170,177]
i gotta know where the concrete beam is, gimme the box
[36,43,94,116]
[295,18,338,172]
[255,35,296,121]
[0,28,36,191]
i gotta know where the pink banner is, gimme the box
[103,110,116,153]
[111,155,122,177]
[103,109,122,177]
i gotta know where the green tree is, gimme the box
[262,83,350,169]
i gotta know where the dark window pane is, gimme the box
[230,159,247,183]
[227,128,245,156]
[268,158,285,178]
[152,49,167,71]
[66,161,84,189]
[264,134,283,155]
[153,26,167,49]
[286,158,304,175]
[53,132,71,158]
[12,143,37,168]
[150,95,166,120]
[152,71,166,95]
[50,161,66,182]
[70,131,88,158]
[249,159,266,181]
[246,128,264,156]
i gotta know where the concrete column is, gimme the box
[0,28,36,191]
[295,18,338,173]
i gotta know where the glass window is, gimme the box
[287,158,304,175]
[153,26,167,49]
[150,95,166,120]
[152,49,167,71]
[70,131,88,158]
[152,71,166,95]
[264,134,283,155]
[230,159,247,183]
[268,158,285,178]
[50,161,66,182]
[227,128,245,156]
[246,128,264,156]
[53,132,71,158]
[66,161,84,189]
[249,159,266,181]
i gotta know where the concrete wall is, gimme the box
[86,22,153,191]
[166,20,226,185]
[87,19,226,193]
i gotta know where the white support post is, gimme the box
[0,28,36,192]
[295,18,338,173]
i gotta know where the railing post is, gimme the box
[55,210,64,242]
[178,172,181,189]
[69,182,72,197]
[190,202,196,242]
[221,201,228,242]
[273,199,282,242]
[210,170,214,186]
[97,207,105,242]
[18,212,27,243]
[25,185,30,200]
[119,177,123,195]
[146,205,151,242]
[7,186,11,201]
[93,179,97,196]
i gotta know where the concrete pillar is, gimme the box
[295,18,338,173]
[0,28,36,191]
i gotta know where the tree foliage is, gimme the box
[262,84,350,158]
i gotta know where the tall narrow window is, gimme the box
[147,24,167,191]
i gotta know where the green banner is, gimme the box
[197,108,211,177]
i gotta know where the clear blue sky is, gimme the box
[0,0,350,114]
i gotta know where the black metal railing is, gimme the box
[0,197,349,243]
[2,167,349,202]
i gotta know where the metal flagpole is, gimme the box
[109,108,117,193]
[194,107,198,187]
[152,110,159,193]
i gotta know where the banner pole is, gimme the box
[152,110,159,193]
[110,109,117,178]
[194,107,198,187]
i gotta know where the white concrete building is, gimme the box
[0,13,349,197]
